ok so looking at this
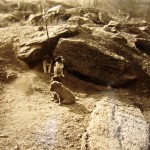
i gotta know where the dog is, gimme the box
[50,76,62,104]
[53,56,65,77]
[50,81,75,105]
[43,55,52,73]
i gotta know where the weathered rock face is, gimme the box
[98,12,114,24]
[83,13,99,23]
[18,25,78,63]
[54,38,137,87]
[0,40,28,82]
[68,16,94,25]
[81,97,149,150]
[47,5,65,14]
[111,34,127,44]
[107,20,120,28]
[135,38,150,55]
[27,14,42,25]
[103,25,117,33]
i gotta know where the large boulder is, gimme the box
[0,0,8,13]
[27,13,42,25]
[47,5,65,14]
[18,25,78,63]
[83,13,99,23]
[81,97,149,150]
[98,12,114,24]
[53,38,137,87]
[135,38,150,55]
[67,16,94,25]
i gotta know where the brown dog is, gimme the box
[50,81,75,105]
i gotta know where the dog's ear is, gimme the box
[56,82,62,88]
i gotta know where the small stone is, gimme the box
[62,130,67,133]
[107,86,112,90]
[124,92,129,96]
[64,136,69,140]
[67,125,71,128]
[13,145,19,150]
[88,110,92,113]
[41,139,46,144]
[69,144,74,148]
[77,134,82,139]
[0,135,9,138]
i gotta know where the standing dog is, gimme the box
[43,55,52,73]
[54,56,65,77]
[50,81,75,105]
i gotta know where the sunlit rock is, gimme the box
[81,96,149,150]
[54,38,137,87]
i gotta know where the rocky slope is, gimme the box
[0,3,150,150]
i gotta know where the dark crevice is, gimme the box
[27,31,78,67]
[67,70,137,88]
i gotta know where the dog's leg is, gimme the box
[60,68,65,77]
[52,92,61,105]
[48,64,51,74]
[58,95,61,106]
[54,67,58,77]
[43,63,47,73]
[55,92,61,105]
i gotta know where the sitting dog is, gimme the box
[43,55,52,73]
[54,56,65,77]
[50,76,62,104]
[50,81,75,105]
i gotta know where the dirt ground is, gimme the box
[0,69,102,150]
[0,25,150,150]
[0,67,150,150]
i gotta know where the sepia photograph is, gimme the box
[0,0,150,149]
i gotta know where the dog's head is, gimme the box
[50,81,62,92]
[50,76,62,83]
[43,55,51,63]
[55,56,64,63]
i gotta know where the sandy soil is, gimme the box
[0,69,104,150]
[0,69,150,150]
[0,26,149,150]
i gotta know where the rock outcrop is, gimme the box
[67,16,94,25]
[135,38,150,55]
[16,22,150,88]
[98,12,114,24]
[53,37,137,87]
[47,5,65,14]
[0,40,28,82]
[83,13,99,23]
[111,34,127,44]
[18,25,78,63]
[81,96,149,150]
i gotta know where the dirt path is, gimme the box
[0,70,103,150]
